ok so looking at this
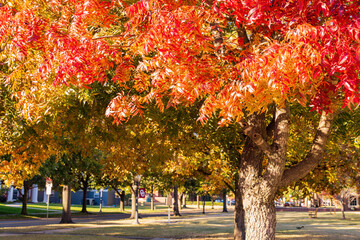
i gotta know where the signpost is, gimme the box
[45,177,52,221]
[139,188,146,198]
[99,188,103,213]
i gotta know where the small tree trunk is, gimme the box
[179,193,183,210]
[222,188,228,212]
[182,193,187,208]
[120,190,125,212]
[197,195,200,209]
[173,184,181,216]
[341,200,346,219]
[150,185,154,211]
[211,197,214,209]
[202,195,206,214]
[81,181,88,213]
[60,185,73,223]
[130,186,136,219]
[20,181,30,215]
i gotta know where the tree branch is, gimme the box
[236,24,250,44]
[279,112,335,188]
[92,34,124,40]
[266,109,276,140]
[223,180,235,194]
[242,121,273,159]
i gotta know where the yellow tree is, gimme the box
[0,83,54,215]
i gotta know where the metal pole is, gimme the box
[99,188,103,213]
[134,181,140,224]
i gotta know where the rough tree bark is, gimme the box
[234,179,245,240]
[60,185,73,223]
[173,184,181,216]
[239,113,272,240]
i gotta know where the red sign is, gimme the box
[139,188,146,198]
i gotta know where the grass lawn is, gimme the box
[0,204,49,215]
[0,202,182,220]
[1,210,360,239]
[25,202,171,212]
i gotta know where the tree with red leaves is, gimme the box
[1,0,360,239]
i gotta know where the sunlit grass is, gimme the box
[1,208,360,239]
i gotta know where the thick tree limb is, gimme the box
[92,34,124,40]
[279,112,335,188]
[262,105,290,191]
[242,121,273,159]
[271,105,290,156]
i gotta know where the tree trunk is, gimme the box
[202,195,206,214]
[182,193,187,208]
[173,184,181,216]
[120,190,125,212]
[341,200,346,219]
[150,185,154,211]
[60,185,73,223]
[197,195,200,209]
[235,106,332,240]
[243,197,277,240]
[211,197,214,209]
[20,181,30,215]
[234,180,245,240]
[222,188,227,212]
[239,112,277,240]
[179,193,183,210]
[81,181,88,213]
[130,186,136,219]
